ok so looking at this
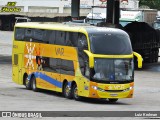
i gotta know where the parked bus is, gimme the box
[12,22,142,102]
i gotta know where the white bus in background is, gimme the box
[86,6,106,25]
[15,17,31,23]
[119,10,141,26]
[86,9,157,26]
[120,9,157,26]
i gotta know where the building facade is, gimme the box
[0,0,139,31]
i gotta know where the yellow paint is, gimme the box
[83,50,94,68]
[37,78,56,91]
[133,52,143,68]
[89,81,134,98]
[84,50,134,68]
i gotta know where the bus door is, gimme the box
[78,76,90,97]
[77,33,90,96]
[12,53,23,84]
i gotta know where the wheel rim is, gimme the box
[32,77,36,90]
[74,86,78,99]
[25,77,29,87]
[65,85,70,97]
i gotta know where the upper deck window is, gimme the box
[15,28,25,40]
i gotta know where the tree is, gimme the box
[139,0,160,10]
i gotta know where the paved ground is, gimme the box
[0,31,12,56]
[0,31,160,119]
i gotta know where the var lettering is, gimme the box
[55,48,64,56]
[113,85,124,90]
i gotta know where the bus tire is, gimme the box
[24,75,31,90]
[31,76,39,92]
[72,84,81,101]
[63,82,72,99]
[108,98,118,103]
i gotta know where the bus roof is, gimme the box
[15,22,127,35]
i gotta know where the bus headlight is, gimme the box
[92,86,105,92]
[123,86,134,92]
[92,86,97,90]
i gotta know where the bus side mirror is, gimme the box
[133,52,143,68]
[83,50,94,68]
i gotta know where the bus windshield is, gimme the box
[92,58,134,82]
[89,33,132,55]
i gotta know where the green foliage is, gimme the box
[139,0,160,10]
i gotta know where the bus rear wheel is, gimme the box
[63,83,72,99]
[72,84,81,101]
[24,75,31,90]
[108,98,118,103]
[31,76,39,92]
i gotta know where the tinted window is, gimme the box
[55,31,66,45]
[33,29,46,42]
[15,28,48,43]
[90,33,132,55]
[49,58,74,75]
[54,31,79,47]
[15,28,82,48]
[39,57,74,75]
[68,32,78,47]
[77,34,89,76]
[24,29,33,41]
[78,34,88,50]
[49,58,61,71]
[61,59,74,72]
[65,32,74,46]
[15,28,25,40]
[60,59,74,75]
[48,30,56,44]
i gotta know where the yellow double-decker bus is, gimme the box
[12,22,142,102]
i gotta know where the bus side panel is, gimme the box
[74,60,90,97]
[36,72,61,91]
[12,66,19,84]
[76,76,90,97]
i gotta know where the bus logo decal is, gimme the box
[24,42,36,70]
[55,47,64,56]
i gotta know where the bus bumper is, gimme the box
[88,82,134,99]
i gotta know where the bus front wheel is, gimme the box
[31,76,39,92]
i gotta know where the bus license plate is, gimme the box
[110,93,118,97]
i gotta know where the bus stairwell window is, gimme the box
[14,54,18,65]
